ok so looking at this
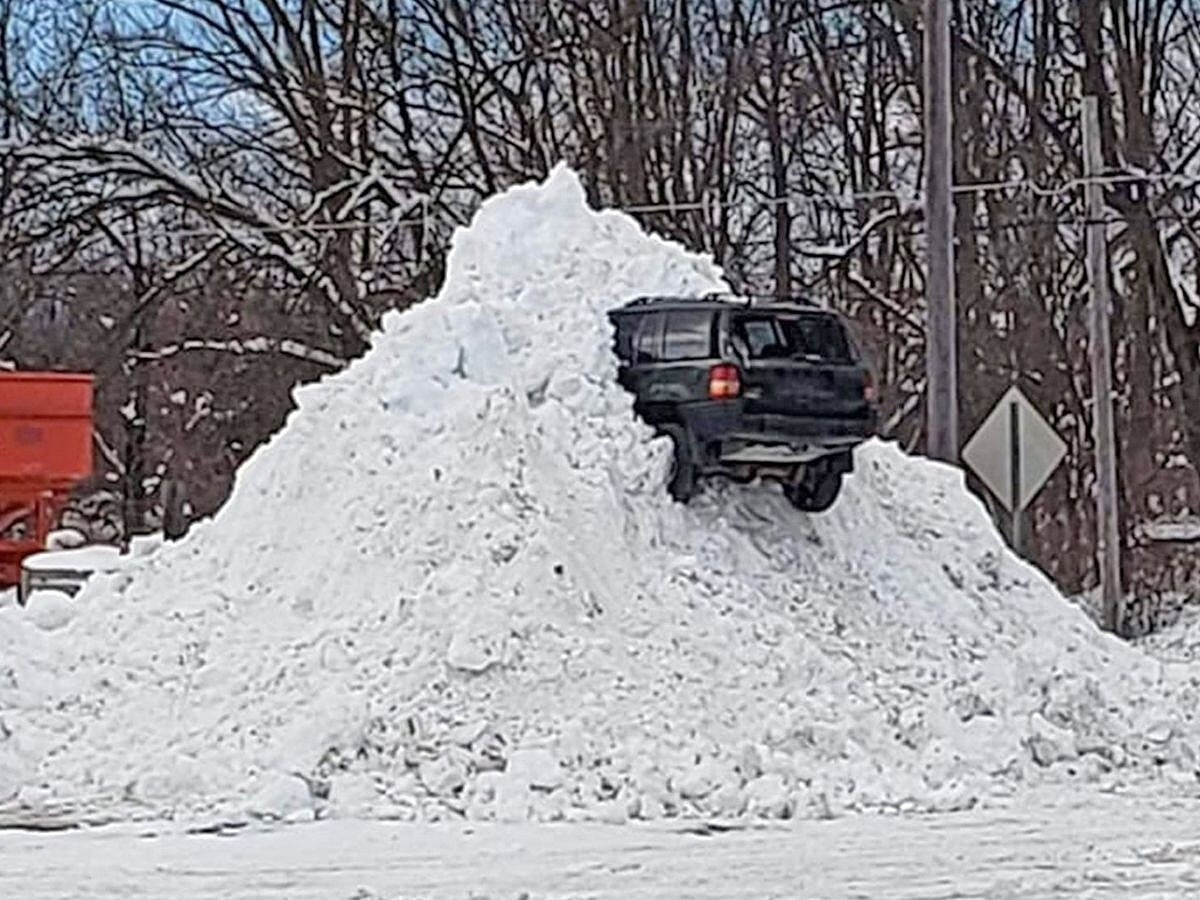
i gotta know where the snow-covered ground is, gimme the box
[3,789,1200,899]
[1139,605,1200,664]
[3,166,1200,830]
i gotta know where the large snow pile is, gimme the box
[2,167,1199,826]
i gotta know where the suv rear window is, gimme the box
[732,312,853,363]
[783,314,853,363]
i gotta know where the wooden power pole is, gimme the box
[924,0,958,463]
[1081,95,1124,634]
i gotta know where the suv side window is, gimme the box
[662,310,715,361]
[632,311,666,363]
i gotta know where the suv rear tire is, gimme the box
[661,424,698,503]
[784,468,843,513]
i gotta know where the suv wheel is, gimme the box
[784,467,843,513]
[661,424,698,503]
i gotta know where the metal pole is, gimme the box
[924,0,958,463]
[1010,399,1023,556]
[1081,95,1124,634]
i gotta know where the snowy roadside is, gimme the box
[4,166,1200,828]
[1139,605,1200,665]
[2,789,1200,899]
[1069,586,1200,663]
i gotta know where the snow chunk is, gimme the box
[247,773,313,822]
[1027,714,1079,767]
[25,591,75,631]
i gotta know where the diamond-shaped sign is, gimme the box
[962,386,1066,512]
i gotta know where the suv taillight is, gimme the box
[708,364,741,400]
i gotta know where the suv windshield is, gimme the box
[732,312,853,364]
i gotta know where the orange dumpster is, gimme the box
[0,372,95,590]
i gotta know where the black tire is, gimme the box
[661,424,698,503]
[785,468,844,513]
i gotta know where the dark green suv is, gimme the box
[608,294,878,512]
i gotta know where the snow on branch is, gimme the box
[844,270,925,336]
[5,139,375,342]
[301,173,369,223]
[5,137,290,235]
[219,230,375,340]
[885,381,925,437]
[791,207,924,336]
[795,208,911,260]
[128,337,346,369]
[93,429,126,476]
[98,236,229,350]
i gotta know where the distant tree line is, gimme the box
[3,0,1200,615]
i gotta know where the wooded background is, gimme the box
[3,0,1200,621]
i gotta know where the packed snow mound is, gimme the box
[2,166,1199,826]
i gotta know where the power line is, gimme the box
[618,171,1200,216]
[62,167,1200,245]
[38,207,1200,258]
[161,214,430,239]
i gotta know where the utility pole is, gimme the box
[1081,95,1124,635]
[924,0,958,463]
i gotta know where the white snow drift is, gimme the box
[2,166,1199,825]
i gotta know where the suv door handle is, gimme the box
[743,387,763,398]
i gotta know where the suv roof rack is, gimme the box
[622,295,685,307]
[702,292,819,308]
[619,293,821,310]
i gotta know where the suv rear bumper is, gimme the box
[680,402,876,465]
